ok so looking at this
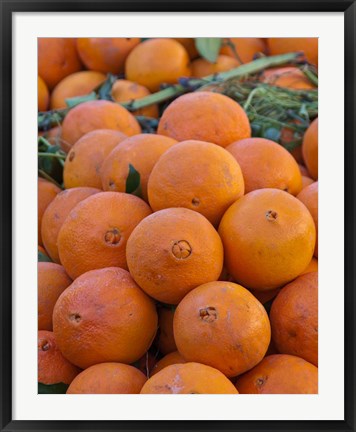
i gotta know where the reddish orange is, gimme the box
[220,38,267,64]
[302,118,318,180]
[151,351,186,376]
[190,55,239,78]
[38,178,61,246]
[297,181,318,257]
[260,67,315,89]
[155,307,177,355]
[38,76,49,111]
[267,38,318,66]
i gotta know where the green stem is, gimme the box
[224,38,244,65]
[38,170,63,189]
[300,66,319,86]
[38,152,66,159]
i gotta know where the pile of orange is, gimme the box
[38,37,319,395]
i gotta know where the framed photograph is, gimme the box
[1,0,355,431]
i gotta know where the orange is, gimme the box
[111,79,159,118]
[220,38,267,63]
[41,187,100,263]
[260,67,315,89]
[134,351,157,377]
[301,175,314,190]
[174,281,271,377]
[235,354,318,394]
[38,330,80,385]
[141,363,238,394]
[50,71,106,110]
[147,140,245,226]
[38,262,72,331]
[58,192,151,280]
[249,287,281,305]
[53,267,158,368]
[270,272,318,366]
[302,118,318,180]
[125,38,191,92]
[158,91,251,148]
[38,76,49,111]
[126,208,223,304]
[301,257,318,275]
[61,100,141,148]
[38,178,61,246]
[219,189,316,290]
[267,38,318,66]
[38,38,82,90]
[76,38,140,74]
[299,163,310,177]
[67,363,147,394]
[155,306,177,355]
[151,351,186,376]
[297,181,318,257]
[226,138,303,195]
[63,129,127,189]
[190,55,239,78]
[40,126,67,152]
[101,134,177,201]
[173,38,199,59]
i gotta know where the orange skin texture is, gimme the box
[53,267,158,369]
[151,351,186,376]
[38,262,72,331]
[38,179,61,246]
[260,67,315,90]
[126,208,224,305]
[249,287,281,305]
[38,76,49,111]
[38,38,82,90]
[101,134,177,202]
[157,91,251,148]
[267,38,318,66]
[173,38,199,59]
[299,164,310,177]
[58,192,152,280]
[77,38,140,74]
[297,181,318,258]
[220,38,267,63]
[63,129,127,189]
[302,118,318,180]
[125,38,191,92]
[226,138,303,195]
[38,330,80,385]
[218,189,316,291]
[301,176,314,190]
[141,363,238,394]
[111,79,159,118]
[270,272,318,366]
[41,187,100,263]
[147,140,245,226]
[235,354,318,394]
[190,55,239,78]
[67,362,147,394]
[50,71,106,110]
[61,100,141,148]
[155,307,177,355]
[301,257,318,275]
[174,281,271,377]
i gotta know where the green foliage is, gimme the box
[38,251,51,262]
[195,38,222,63]
[38,382,69,394]
[125,164,142,197]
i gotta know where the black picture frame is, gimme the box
[1,1,355,431]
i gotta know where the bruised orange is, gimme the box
[77,38,140,74]
[38,330,80,385]
[63,129,127,189]
[53,267,158,369]
[141,363,238,394]
[235,354,318,394]
[41,187,100,263]
[157,91,251,148]
[174,281,271,377]
[219,189,316,290]
[226,138,303,195]
[58,192,151,280]
[101,134,177,201]
[125,38,191,92]
[126,208,224,304]
[61,100,141,148]
[147,140,245,226]
[67,363,147,394]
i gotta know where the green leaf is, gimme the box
[195,38,222,63]
[38,382,69,394]
[125,164,141,196]
[262,127,281,142]
[97,74,117,101]
[65,92,97,108]
[38,251,52,262]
